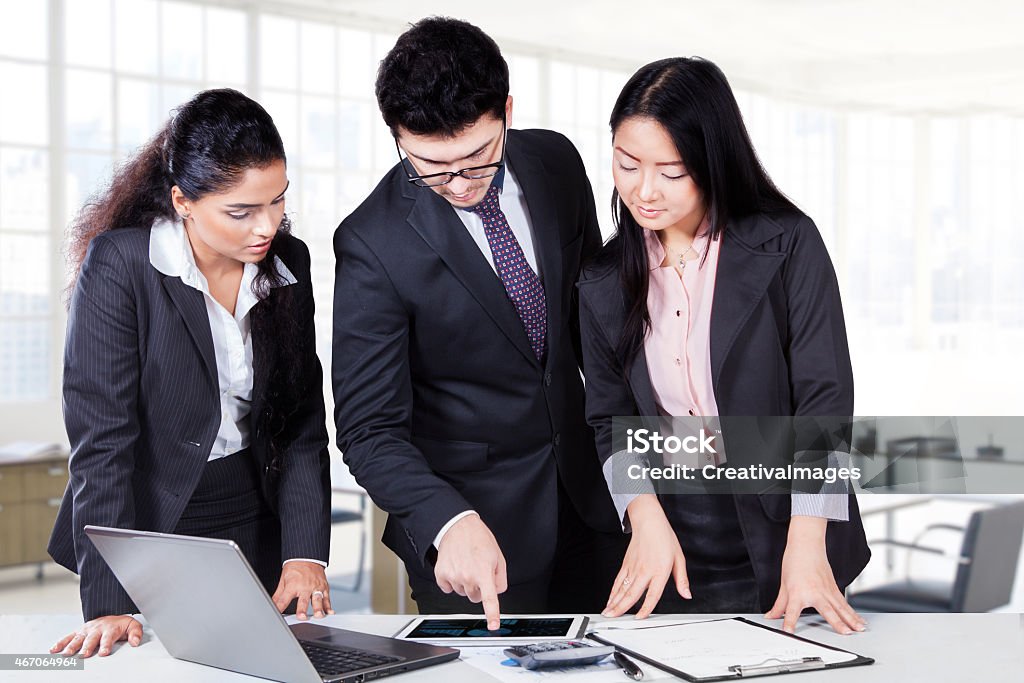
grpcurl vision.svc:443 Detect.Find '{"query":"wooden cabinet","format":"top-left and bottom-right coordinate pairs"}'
top-left (0, 456), bottom-right (68, 568)
top-left (0, 500), bottom-right (26, 566)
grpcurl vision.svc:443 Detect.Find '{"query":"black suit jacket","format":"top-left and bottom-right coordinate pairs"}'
top-left (577, 210), bottom-right (870, 609)
top-left (333, 129), bottom-right (621, 586)
top-left (48, 227), bottom-right (331, 620)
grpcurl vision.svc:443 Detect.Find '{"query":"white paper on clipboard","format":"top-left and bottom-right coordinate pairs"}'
top-left (589, 618), bottom-right (859, 680)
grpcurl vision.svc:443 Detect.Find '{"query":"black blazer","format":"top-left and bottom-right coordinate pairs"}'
top-left (333, 129), bottom-right (621, 586)
top-left (48, 227), bottom-right (331, 620)
top-left (577, 210), bottom-right (870, 610)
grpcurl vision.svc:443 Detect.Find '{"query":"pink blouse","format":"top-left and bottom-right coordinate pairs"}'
top-left (643, 227), bottom-right (720, 419)
top-left (632, 226), bottom-right (846, 521)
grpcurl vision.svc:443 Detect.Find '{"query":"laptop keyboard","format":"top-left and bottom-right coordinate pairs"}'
top-left (300, 640), bottom-right (401, 677)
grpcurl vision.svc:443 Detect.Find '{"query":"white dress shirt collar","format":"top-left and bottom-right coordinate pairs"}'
top-left (149, 218), bottom-right (297, 306)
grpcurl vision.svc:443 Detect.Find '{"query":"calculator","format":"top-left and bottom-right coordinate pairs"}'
top-left (503, 640), bottom-right (616, 669)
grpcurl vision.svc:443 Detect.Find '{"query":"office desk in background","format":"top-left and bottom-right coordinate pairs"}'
top-left (0, 447), bottom-right (69, 573)
top-left (0, 613), bottom-right (1021, 682)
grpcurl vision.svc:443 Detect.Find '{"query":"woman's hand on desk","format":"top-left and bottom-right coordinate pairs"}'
top-left (765, 516), bottom-right (867, 635)
top-left (51, 615), bottom-right (142, 657)
top-left (603, 494), bottom-right (691, 619)
top-left (272, 561), bottom-right (334, 620)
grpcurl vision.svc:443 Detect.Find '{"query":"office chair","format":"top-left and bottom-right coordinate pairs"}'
top-left (329, 487), bottom-right (368, 593)
top-left (848, 500), bottom-right (1024, 612)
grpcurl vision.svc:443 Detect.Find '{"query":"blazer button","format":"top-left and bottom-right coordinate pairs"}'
top-left (552, 433), bottom-right (561, 446)
top-left (544, 372), bottom-right (552, 387)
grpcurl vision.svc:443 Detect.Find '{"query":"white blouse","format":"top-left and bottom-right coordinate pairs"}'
top-left (149, 219), bottom-right (296, 461)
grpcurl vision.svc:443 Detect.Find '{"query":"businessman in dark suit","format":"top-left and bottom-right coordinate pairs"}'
top-left (333, 17), bottom-right (625, 626)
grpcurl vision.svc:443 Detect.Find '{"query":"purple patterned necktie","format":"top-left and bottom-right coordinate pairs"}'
top-left (470, 184), bottom-right (548, 362)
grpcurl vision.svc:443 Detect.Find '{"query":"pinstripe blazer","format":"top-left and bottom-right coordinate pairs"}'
top-left (47, 226), bottom-right (331, 620)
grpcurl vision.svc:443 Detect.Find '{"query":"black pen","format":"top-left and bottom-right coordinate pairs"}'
top-left (614, 651), bottom-right (644, 681)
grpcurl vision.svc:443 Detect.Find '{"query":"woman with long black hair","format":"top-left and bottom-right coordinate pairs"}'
top-left (48, 89), bottom-right (332, 657)
top-left (579, 58), bottom-right (870, 633)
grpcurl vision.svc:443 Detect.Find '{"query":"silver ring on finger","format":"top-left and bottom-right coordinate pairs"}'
top-left (622, 577), bottom-right (632, 587)
top-left (312, 590), bottom-right (324, 599)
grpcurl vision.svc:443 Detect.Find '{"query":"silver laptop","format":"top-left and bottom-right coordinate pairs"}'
top-left (84, 525), bottom-right (459, 683)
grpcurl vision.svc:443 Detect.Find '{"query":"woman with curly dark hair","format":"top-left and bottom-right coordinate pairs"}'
top-left (47, 88), bottom-right (332, 658)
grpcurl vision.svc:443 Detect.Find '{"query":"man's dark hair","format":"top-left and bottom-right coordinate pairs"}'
top-left (375, 16), bottom-right (509, 137)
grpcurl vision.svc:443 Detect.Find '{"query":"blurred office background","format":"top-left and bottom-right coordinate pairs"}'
top-left (1, 0), bottom-right (1022, 615)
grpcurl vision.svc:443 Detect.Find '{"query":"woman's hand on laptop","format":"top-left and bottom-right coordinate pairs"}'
top-left (51, 615), bottom-right (143, 657)
top-left (272, 561), bottom-right (334, 620)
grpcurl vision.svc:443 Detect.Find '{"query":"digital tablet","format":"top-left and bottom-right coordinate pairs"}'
top-left (395, 616), bottom-right (589, 645)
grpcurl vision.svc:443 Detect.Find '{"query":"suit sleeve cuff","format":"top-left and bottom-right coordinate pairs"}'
top-left (790, 493), bottom-right (850, 521)
top-left (432, 510), bottom-right (479, 550)
top-left (602, 450), bottom-right (656, 533)
top-left (283, 558), bottom-right (328, 568)
top-left (790, 448), bottom-right (851, 521)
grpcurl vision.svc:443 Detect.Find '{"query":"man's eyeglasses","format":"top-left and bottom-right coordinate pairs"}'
top-left (397, 118), bottom-right (506, 188)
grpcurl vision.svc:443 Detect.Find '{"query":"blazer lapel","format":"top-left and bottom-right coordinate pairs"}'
top-left (710, 215), bottom-right (786, 393)
top-left (506, 138), bottom-right (564, 371)
top-left (404, 180), bottom-right (540, 367)
top-left (161, 275), bottom-right (217, 386)
top-left (586, 214), bottom-right (786, 418)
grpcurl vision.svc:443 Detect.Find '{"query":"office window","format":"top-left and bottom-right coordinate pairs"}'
top-left (3, 0), bottom-right (1024, 421)
top-left (63, 0), bottom-right (248, 220)
top-left (0, 0), bottom-right (250, 405)
top-left (0, 0), bottom-right (47, 63)
top-left (115, 0), bottom-right (159, 76)
top-left (737, 92), bottom-right (839, 251)
top-left (508, 55), bottom-right (541, 130)
top-left (546, 60), bottom-right (629, 237)
top-left (929, 117), bottom-right (964, 339)
top-left (0, 0), bottom-right (50, 402)
top-left (967, 116), bottom-right (1024, 340)
top-left (845, 113), bottom-right (916, 330)
top-left (255, 16), bottom-right (399, 377)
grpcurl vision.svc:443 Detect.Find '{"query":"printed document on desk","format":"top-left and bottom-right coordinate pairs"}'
top-left (588, 617), bottom-right (873, 681)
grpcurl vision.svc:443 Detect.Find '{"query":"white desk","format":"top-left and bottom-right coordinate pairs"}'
top-left (1, 612), bottom-right (1021, 681)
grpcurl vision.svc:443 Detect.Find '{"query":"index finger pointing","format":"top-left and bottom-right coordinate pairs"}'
top-left (480, 579), bottom-right (502, 631)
